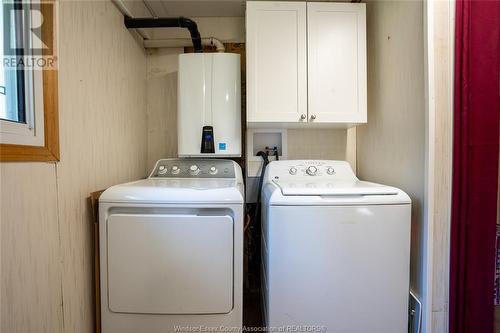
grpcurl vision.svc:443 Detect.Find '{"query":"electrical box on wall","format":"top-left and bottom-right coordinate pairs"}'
top-left (177, 53), bottom-right (241, 157)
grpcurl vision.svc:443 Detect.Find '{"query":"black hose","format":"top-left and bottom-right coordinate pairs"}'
top-left (254, 151), bottom-right (270, 223)
top-left (124, 16), bottom-right (203, 52)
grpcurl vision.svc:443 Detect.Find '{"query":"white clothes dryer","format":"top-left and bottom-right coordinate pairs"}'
top-left (99, 159), bottom-right (244, 333)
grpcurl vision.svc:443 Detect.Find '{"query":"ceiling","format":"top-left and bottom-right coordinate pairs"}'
top-left (143, 0), bottom-right (353, 17)
top-left (143, 1), bottom-right (247, 17)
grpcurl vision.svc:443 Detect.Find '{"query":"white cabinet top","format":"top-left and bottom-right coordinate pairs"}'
top-left (246, 1), bottom-right (367, 128)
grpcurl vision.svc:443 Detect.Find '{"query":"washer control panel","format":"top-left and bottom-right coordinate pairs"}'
top-left (149, 159), bottom-right (236, 178)
top-left (266, 161), bottom-right (357, 187)
top-left (283, 161), bottom-right (337, 177)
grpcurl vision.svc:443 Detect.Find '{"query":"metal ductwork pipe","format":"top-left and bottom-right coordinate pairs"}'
top-left (124, 16), bottom-right (203, 53)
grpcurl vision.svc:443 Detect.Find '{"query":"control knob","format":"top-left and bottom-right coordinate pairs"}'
top-left (171, 166), bottom-right (180, 174)
top-left (326, 167), bottom-right (335, 175)
top-left (158, 165), bottom-right (167, 175)
top-left (289, 167), bottom-right (297, 175)
top-left (209, 166), bottom-right (218, 175)
top-left (189, 165), bottom-right (200, 175)
top-left (306, 166), bottom-right (318, 176)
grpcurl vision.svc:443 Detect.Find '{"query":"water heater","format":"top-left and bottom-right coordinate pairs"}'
top-left (178, 53), bottom-right (241, 157)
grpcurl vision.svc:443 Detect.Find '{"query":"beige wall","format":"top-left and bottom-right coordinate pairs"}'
top-left (357, 0), bottom-right (426, 314)
top-left (1, 1), bottom-right (148, 332)
top-left (287, 129), bottom-right (351, 161)
top-left (1, 163), bottom-right (62, 333)
top-left (146, 47), bottom-right (182, 169)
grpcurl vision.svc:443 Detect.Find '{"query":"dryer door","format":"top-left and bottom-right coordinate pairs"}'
top-left (106, 213), bottom-right (233, 314)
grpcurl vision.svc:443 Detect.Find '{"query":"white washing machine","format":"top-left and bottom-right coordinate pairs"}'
top-left (261, 160), bottom-right (411, 333)
top-left (99, 159), bottom-right (244, 333)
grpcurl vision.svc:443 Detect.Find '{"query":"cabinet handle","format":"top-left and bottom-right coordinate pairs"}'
top-left (300, 114), bottom-right (306, 120)
top-left (310, 115), bottom-right (317, 120)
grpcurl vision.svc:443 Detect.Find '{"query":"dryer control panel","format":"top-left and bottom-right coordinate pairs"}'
top-left (149, 159), bottom-right (236, 178)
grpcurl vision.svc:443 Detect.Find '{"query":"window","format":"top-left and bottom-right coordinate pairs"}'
top-left (0, 0), bottom-right (59, 161)
top-left (1, 0), bottom-right (26, 124)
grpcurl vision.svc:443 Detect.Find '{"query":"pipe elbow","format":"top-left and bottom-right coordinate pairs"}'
top-left (179, 17), bottom-right (203, 52)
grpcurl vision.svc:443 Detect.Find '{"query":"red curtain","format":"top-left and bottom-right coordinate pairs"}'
top-left (450, 0), bottom-right (500, 332)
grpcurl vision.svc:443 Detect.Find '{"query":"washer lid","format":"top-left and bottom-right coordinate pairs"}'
top-left (273, 179), bottom-right (399, 196)
top-left (266, 179), bottom-right (411, 206)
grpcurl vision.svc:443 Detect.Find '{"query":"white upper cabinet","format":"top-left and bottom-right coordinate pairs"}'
top-left (246, 1), bottom-right (367, 128)
top-left (307, 2), bottom-right (366, 124)
top-left (246, 1), bottom-right (307, 124)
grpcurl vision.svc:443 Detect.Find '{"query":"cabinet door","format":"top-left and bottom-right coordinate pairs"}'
top-left (307, 3), bottom-right (367, 124)
top-left (246, 1), bottom-right (307, 124)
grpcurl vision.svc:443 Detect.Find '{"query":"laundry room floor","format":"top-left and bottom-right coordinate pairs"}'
top-left (496, 306), bottom-right (500, 333)
top-left (243, 290), bottom-right (263, 328)
top-left (243, 227), bottom-right (264, 329)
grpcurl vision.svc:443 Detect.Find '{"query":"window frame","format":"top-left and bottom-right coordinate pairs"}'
top-left (0, 0), bottom-right (59, 162)
top-left (14, 0), bottom-right (27, 124)
top-left (1, 0), bottom-right (45, 147)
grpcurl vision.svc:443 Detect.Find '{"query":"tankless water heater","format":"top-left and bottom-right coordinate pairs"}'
top-left (178, 53), bottom-right (241, 157)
